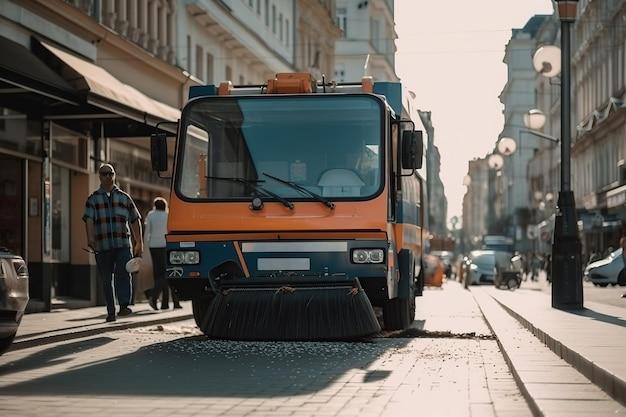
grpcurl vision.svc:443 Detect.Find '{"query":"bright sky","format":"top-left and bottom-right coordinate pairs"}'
top-left (395, 0), bottom-right (554, 227)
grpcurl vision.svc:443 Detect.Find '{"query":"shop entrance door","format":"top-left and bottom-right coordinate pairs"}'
top-left (0, 156), bottom-right (23, 256)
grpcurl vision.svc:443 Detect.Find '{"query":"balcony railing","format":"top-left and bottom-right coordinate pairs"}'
top-left (63, 0), bottom-right (175, 65)
top-left (64, 0), bottom-right (98, 18)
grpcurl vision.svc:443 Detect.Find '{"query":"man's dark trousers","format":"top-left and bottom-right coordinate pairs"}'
top-left (95, 247), bottom-right (133, 316)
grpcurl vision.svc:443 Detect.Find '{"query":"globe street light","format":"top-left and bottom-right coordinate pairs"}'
top-left (488, 153), bottom-right (504, 170)
top-left (522, 108), bottom-right (559, 142)
top-left (533, 45), bottom-right (562, 78)
top-left (553, 0), bottom-right (583, 310)
top-left (523, 109), bottom-right (547, 130)
top-left (497, 137), bottom-right (517, 156)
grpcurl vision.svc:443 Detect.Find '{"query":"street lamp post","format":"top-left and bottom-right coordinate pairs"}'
top-left (552, 0), bottom-right (583, 309)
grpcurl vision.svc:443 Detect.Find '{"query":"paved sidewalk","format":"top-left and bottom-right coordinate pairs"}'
top-left (473, 284), bottom-right (626, 409)
top-left (12, 302), bottom-right (192, 350)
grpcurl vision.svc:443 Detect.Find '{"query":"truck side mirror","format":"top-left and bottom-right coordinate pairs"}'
top-left (150, 132), bottom-right (168, 172)
top-left (402, 130), bottom-right (423, 170)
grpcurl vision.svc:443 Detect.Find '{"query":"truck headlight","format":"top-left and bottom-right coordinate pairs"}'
top-left (352, 249), bottom-right (385, 264)
top-left (169, 251), bottom-right (200, 265)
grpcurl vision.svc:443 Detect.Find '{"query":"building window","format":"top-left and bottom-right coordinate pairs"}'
top-left (206, 53), bottom-right (214, 83)
top-left (279, 13), bottom-right (283, 41)
top-left (336, 7), bottom-right (347, 37)
top-left (51, 164), bottom-right (70, 263)
top-left (186, 35), bottom-right (192, 72)
top-left (272, 4), bottom-right (276, 34)
top-left (195, 45), bottom-right (204, 80)
top-left (239, 75), bottom-right (245, 85)
top-left (265, 0), bottom-right (269, 26)
top-left (335, 64), bottom-right (346, 82)
top-left (51, 124), bottom-right (88, 169)
top-left (226, 65), bottom-right (233, 81)
top-left (0, 108), bottom-right (41, 157)
top-left (257, 0), bottom-right (261, 15)
top-left (370, 18), bottom-right (380, 52)
top-left (285, 19), bottom-right (289, 46)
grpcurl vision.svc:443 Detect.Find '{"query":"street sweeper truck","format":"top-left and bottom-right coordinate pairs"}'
top-left (150, 73), bottom-right (427, 341)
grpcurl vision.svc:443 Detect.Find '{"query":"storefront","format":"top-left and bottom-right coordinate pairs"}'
top-left (0, 34), bottom-right (178, 311)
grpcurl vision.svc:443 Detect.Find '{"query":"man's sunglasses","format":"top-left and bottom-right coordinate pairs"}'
top-left (99, 172), bottom-right (115, 177)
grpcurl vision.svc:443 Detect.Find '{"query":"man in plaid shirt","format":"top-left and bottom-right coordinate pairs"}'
top-left (83, 163), bottom-right (143, 322)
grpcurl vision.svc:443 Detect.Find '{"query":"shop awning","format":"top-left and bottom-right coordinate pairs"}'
top-left (0, 36), bottom-right (77, 105)
top-left (34, 39), bottom-right (180, 126)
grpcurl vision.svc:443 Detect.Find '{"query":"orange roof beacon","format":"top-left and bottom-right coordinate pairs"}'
top-left (150, 73), bottom-right (428, 341)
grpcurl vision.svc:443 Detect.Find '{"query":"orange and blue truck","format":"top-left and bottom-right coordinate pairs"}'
top-left (151, 73), bottom-right (428, 339)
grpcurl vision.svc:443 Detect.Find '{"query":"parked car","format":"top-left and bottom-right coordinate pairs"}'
top-left (466, 250), bottom-right (513, 285)
top-left (0, 249), bottom-right (29, 354)
top-left (584, 248), bottom-right (623, 286)
top-left (431, 250), bottom-right (454, 278)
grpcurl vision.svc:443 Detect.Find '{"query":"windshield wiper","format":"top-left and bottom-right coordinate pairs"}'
top-left (262, 172), bottom-right (335, 209)
top-left (206, 176), bottom-right (294, 209)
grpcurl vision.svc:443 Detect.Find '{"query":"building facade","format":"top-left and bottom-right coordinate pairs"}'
top-left (462, 157), bottom-right (490, 250)
top-left (295, 0), bottom-right (340, 78)
top-left (334, 0), bottom-right (398, 82)
top-left (418, 110), bottom-right (447, 239)
top-left (0, 0), bottom-right (193, 311)
top-left (571, 0), bottom-right (626, 258)
top-left (526, 12), bottom-right (560, 255)
top-left (496, 15), bottom-right (549, 251)
top-left (177, 0), bottom-right (295, 86)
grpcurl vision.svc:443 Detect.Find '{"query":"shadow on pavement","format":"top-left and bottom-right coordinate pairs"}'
top-left (65, 310), bottom-right (160, 322)
top-left (571, 308), bottom-right (626, 328)
top-left (0, 337), bottom-right (115, 377)
top-left (17, 311), bottom-right (164, 340)
top-left (0, 336), bottom-right (409, 397)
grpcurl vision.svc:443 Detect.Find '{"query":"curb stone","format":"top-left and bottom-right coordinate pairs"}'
top-left (10, 313), bottom-right (193, 351)
top-left (492, 296), bottom-right (626, 407)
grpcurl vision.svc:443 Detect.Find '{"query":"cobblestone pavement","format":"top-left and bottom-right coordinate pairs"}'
top-left (0, 282), bottom-right (532, 417)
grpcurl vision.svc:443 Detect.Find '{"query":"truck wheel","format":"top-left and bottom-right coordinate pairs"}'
top-left (0, 332), bottom-right (16, 355)
top-left (506, 276), bottom-right (519, 290)
top-left (192, 296), bottom-right (214, 330)
top-left (383, 297), bottom-right (413, 330)
top-left (383, 269), bottom-right (415, 331)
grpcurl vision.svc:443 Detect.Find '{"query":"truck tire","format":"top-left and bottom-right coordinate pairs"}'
top-left (192, 296), bottom-right (214, 330)
top-left (383, 261), bottom-right (416, 330)
top-left (383, 296), bottom-right (414, 330)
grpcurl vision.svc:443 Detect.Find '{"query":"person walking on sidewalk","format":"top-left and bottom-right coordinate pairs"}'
top-left (83, 163), bottom-right (143, 322)
top-left (144, 197), bottom-right (181, 310)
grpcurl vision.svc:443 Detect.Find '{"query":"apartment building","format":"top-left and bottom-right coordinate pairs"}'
top-left (295, 0), bottom-right (340, 78)
top-left (0, 0), bottom-right (194, 311)
top-left (462, 157), bottom-right (490, 250)
top-left (571, 0), bottom-right (626, 256)
top-left (334, 0), bottom-right (398, 82)
top-left (496, 15), bottom-right (549, 251)
top-left (177, 0), bottom-right (295, 86)
top-left (526, 13), bottom-right (560, 254)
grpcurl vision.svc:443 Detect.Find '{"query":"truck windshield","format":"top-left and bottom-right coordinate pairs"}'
top-left (176, 95), bottom-right (383, 201)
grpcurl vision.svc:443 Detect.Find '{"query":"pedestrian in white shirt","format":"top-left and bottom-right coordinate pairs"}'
top-left (144, 197), bottom-right (181, 309)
